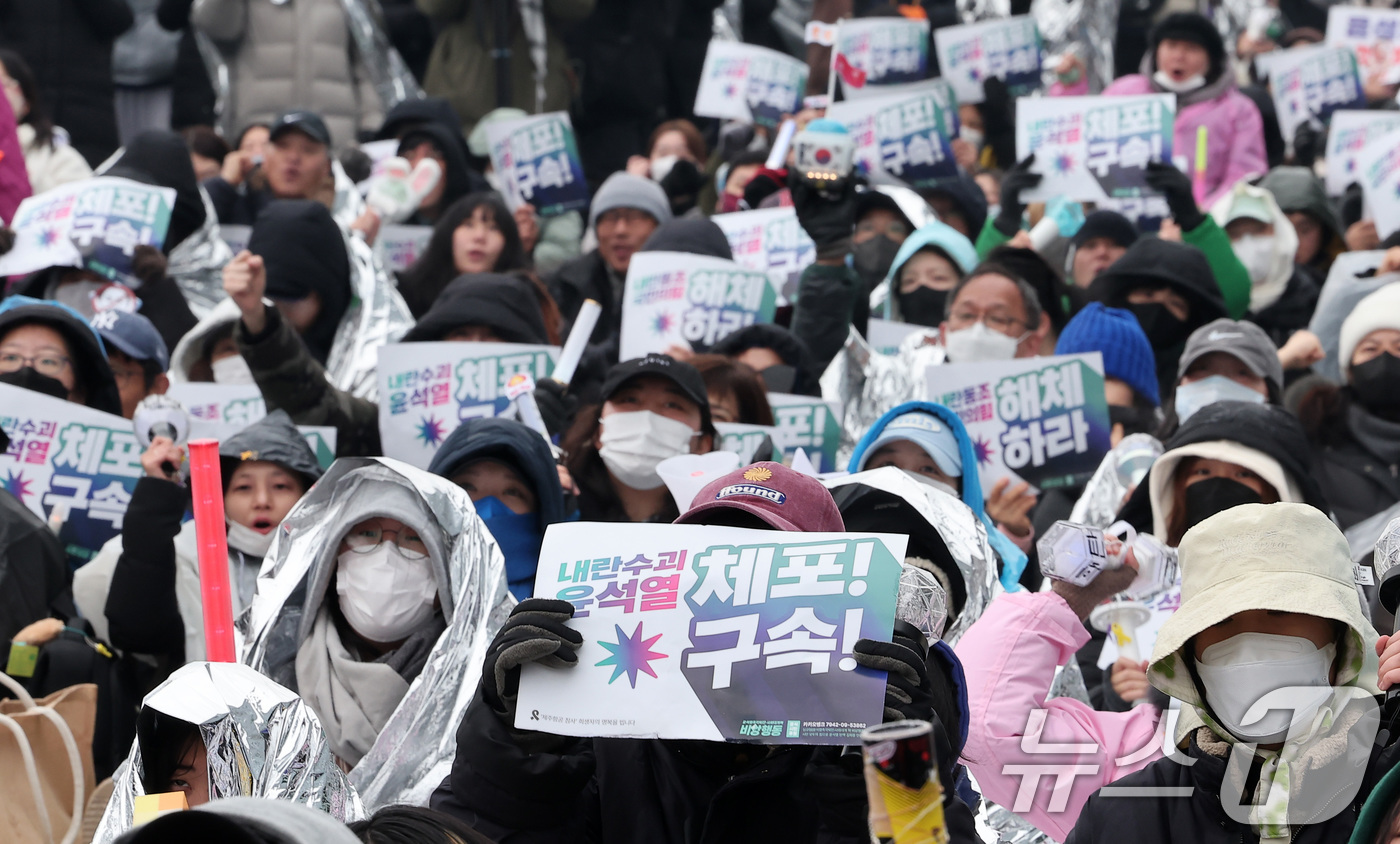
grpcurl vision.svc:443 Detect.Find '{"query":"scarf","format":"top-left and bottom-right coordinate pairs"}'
top-left (1348, 402), bottom-right (1400, 466)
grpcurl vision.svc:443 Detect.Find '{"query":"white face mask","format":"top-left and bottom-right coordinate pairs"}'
top-left (1173, 374), bottom-right (1266, 423)
top-left (598, 410), bottom-right (697, 490)
top-left (944, 322), bottom-right (1022, 363)
top-left (227, 520), bottom-right (275, 557)
top-left (211, 354), bottom-right (255, 385)
top-left (1195, 632), bottom-right (1336, 744)
top-left (959, 127), bottom-right (985, 153)
top-left (335, 543), bottom-right (437, 644)
top-left (1232, 234), bottom-right (1276, 286)
top-left (1152, 70), bottom-right (1207, 93)
top-left (650, 154), bottom-right (680, 183)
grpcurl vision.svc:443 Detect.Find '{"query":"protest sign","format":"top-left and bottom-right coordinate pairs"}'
top-left (376, 224), bottom-right (433, 273)
top-left (694, 41), bottom-right (808, 129)
top-left (1017, 95), bottom-right (1175, 203)
top-left (826, 86), bottom-right (960, 189)
top-left (518, 521), bottom-right (906, 743)
top-left (932, 16), bottom-right (1042, 105)
top-left (767, 393), bottom-right (845, 473)
top-left (924, 353), bottom-right (1111, 496)
top-left (1355, 127), bottom-right (1400, 239)
top-left (485, 112), bottom-right (589, 217)
top-left (0, 177), bottom-right (177, 286)
top-left (866, 318), bottom-right (928, 355)
top-left (220, 224), bottom-right (251, 256)
top-left (710, 207), bottom-right (815, 299)
top-left (1269, 44), bottom-right (1365, 143)
top-left (1325, 111), bottom-right (1400, 196)
top-left (1326, 7), bottom-right (1400, 82)
top-left (618, 252), bottom-right (778, 361)
top-left (714, 422), bottom-right (781, 463)
top-left (0, 383), bottom-right (143, 568)
top-left (164, 383), bottom-right (337, 468)
top-left (830, 17), bottom-right (930, 96)
top-left (376, 342), bottom-right (558, 468)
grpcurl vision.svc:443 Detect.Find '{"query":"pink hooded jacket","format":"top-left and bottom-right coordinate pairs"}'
top-left (954, 591), bottom-right (1162, 841)
top-left (0, 86), bottom-right (33, 225)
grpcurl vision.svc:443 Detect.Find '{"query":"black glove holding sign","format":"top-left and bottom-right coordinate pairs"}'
top-left (1143, 160), bottom-right (1205, 231)
top-left (853, 621), bottom-right (934, 723)
top-left (481, 599), bottom-right (583, 721)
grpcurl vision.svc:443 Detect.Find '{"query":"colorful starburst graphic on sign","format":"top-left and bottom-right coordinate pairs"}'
top-left (650, 312), bottom-right (675, 337)
top-left (38, 228), bottom-right (61, 247)
top-left (973, 436), bottom-right (996, 466)
top-left (415, 415), bottom-right (446, 447)
top-left (596, 622), bottom-right (667, 688)
top-left (1052, 153), bottom-right (1075, 175)
top-left (2, 470), bottom-right (32, 502)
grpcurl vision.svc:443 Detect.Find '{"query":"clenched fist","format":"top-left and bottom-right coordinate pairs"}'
top-left (223, 250), bottom-right (268, 334)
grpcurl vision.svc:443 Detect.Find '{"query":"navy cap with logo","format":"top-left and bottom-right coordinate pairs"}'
top-left (675, 462), bottom-right (845, 532)
top-left (601, 353), bottom-right (714, 434)
top-left (89, 310), bottom-right (169, 371)
top-left (269, 110), bottom-right (331, 147)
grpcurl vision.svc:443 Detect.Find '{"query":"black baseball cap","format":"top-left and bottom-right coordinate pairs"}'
top-left (269, 109), bottom-right (331, 147)
top-left (601, 353), bottom-right (714, 434)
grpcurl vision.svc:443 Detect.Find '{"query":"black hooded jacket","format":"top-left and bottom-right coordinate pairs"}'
top-left (640, 219), bottom-right (734, 260)
top-left (428, 416), bottom-right (568, 530)
top-left (0, 430), bottom-right (72, 648)
top-left (404, 273), bottom-right (549, 344)
top-left (710, 323), bottom-right (823, 397)
top-left (247, 200), bottom-right (352, 365)
top-left (107, 131), bottom-right (206, 252)
top-left (397, 123), bottom-right (490, 225)
top-left (0, 298), bottom-right (123, 415)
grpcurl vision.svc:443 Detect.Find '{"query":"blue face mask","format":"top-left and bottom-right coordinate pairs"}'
top-left (1173, 374), bottom-right (1266, 423)
top-left (474, 496), bottom-right (543, 601)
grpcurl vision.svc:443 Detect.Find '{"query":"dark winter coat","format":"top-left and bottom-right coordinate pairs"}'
top-left (548, 249), bottom-right (622, 369)
top-left (1306, 396), bottom-right (1400, 530)
top-left (1250, 268), bottom-right (1320, 349)
top-left (0, 442), bottom-right (72, 644)
top-left (403, 273), bottom-right (549, 345)
top-left (202, 176), bottom-right (272, 227)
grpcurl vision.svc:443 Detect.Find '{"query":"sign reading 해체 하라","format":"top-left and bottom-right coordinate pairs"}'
top-left (619, 252), bottom-right (778, 361)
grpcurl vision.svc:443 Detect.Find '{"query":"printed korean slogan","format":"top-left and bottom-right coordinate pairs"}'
top-left (619, 252), bottom-right (778, 361)
top-left (1269, 44), bottom-right (1365, 142)
top-left (485, 112), bottom-right (590, 216)
top-left (714, 422), bottom-right (781, 463)
top-left (164, 382), bottom-right (338, 469)
top-left (693, 41), bottom-right (808, 129)
top-left (0, 177), bottom-right (176, 287)
top-left (830, 17), bottom-right (930, 96)
top-left (376, 342), bottom-right (559, 469)
top-left (827, 85), bottom-right (960, 190)
top-left (767, 393), bottom-right (845, 473)
top-left (933, 16), bottom-right (1042, 105)
top-left (710, 207), bottom-right (815, 300)
top-left (1326, 7), bottom-right (1400, 83)
top-left (518, 520), bottom-right (907, 743)
top-left (376, 225), bottom-right (434, 273)
top-left (1324, 111), bottom-right (1400, 196)
top-left (924, 353), bottom-right (1111, 496)
top-left (0, 382), bottom-right (142, 568)
top-left (1017, 95), bottom-right (1175, 203)
top-left (1356, 127), bottom-right (1400, 239)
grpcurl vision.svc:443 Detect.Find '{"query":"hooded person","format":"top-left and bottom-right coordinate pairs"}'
top-left (427, 416), bottom-right (573, 599)
top-left (710, 323), bottom-right (823, 397)
top-left (1102, 13), bottom-right (1267, 208)
top-left (1210, 181), bottom-right (1319, 347)
top-left (850, 184), bottom-right (939, 293)
top-left (75, 410), bottom-right (323, 668)
top-left (870, 220), bottom-right (980, 329)
top-left (0, 295), bottom-right (123, 415)
top-left (241, 458), bottom-right (513, 796)
top-left (848, 401), bottom-right (1031, 592)
top-left (1069, 503), bottom-right (1391, 844)
top-left (432, 462), bottom-right (982, 843)
top-left (918, 170), bottom-right (989, 242)
top-left (94, 661), bottom-right (364, 842)
top-left (393, 121), bottom-right (490, 227)
top-left (1296, 283), bottom-right (1400, 529)
top-left (1259, 166), bottom-right (1346, 287)
top-left (244, 199), bottom-right (352, 365)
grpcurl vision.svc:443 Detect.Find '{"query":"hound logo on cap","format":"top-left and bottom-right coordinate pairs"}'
top-left (715, 484), bottom-right (786, 504)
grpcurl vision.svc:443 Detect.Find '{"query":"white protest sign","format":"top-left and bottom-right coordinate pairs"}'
top-left (618, 252), bottom-right (778, 361)
top-left (933, 16), bottom-right (1043, 105)
top-left (1016, 94), bottom-right (1175, 203)
top-left (1268, 44), bottom-right (1365, 143)
top-left (710, 207), bottom-right (815, 299)
top-left (518, 521), bottom-right (906, 743)
top-left (1326, 7), bottom-right (1400, 82)
top-left (831, 17), bottom-right (931, 96)
top-left (826, 86), bottom-right (961, 189)
top-left (694, 41), bottom-right (808, 129)
top-left (164, 382), bottom-right (338, 468)
top-left (714, 422), bottom-right (781, 462)
top-left (376, 341), bottom-right (559, 469)
top-left (1325, 111), bottom-right (1400, 196)
top-left (767, 393), bottom-right (845, 474)
top-left (1355, 127), bottom-right (1400, 239)
top-left (220, 224), bottom-right (251, 256)
top-left (924, 353), bottom-right (1111, 496)
top-left (866, 317), bottom-right (926, 355)
top-left (485, 112), bottom-right (590, 217)
top-left (376, 224), bottom-right (433, 273)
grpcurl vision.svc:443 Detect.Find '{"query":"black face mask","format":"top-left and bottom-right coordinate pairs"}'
top-left (1351, 352), bottom-right (1400, 414)
top-left (758, 363), bottom-right (797, 394)
top-left (896, 286), bottom-right (949, 327)
top-left (1109, 404), bottom-right (1154, 437)
top-left (0, 367), bottom-right (68, 400)
top-left (1127, 301), bottom-right (1192, 350)
top-left (853, 235), bottom-right (903, 287)
top-left (1181, 476), bottom-right (1264, 534)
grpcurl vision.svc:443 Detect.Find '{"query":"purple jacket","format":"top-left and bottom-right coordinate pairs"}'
top-left (1102, 74), bottom-right (1266, 208)
top-left (0, 89), bottom-right (32, 225)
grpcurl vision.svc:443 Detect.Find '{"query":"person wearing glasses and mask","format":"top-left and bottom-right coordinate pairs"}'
top-left (0, 296), bottom-right (123, 414)
top-left (938, 263), bottom-right (1052, 363)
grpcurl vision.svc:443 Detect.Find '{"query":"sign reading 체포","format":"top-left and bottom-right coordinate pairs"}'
top-left (1268, 44), bottom-right (1365, 143)
top-left (693, 41), bottom-right (809, 129)
top-left (619, 252), bottom-right (778, 361)
top-left (517, 521), bottom-right (906, 743)
top-left (932, 16), bottom-right (1043, 105)
top-left (485, 112), bottom-right (590, 217)
top-left (827, 86), bottom-right (961, 190)
top-left (1017, 95), bottom-right (1176, 203)
top-left (767, 393), bottom-right (845, 474)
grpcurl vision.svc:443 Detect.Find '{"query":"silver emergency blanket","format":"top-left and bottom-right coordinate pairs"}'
top-left (974, 796), bottom-right (1060, 844)
top-left (166, 187), bottom-right (236, 319)
top-left (242, 458), bottom-right (515, 810)
top-left (94, 661), bottom-right (364, 842)
top-left (328, 226), bottom-right (414, 399)
top-left (1308, 251), bottom-right (1396, 383)
top-left (823, 467), bottom-right (996, 643)
top-left (959, 0), bottom-right (1117, 92)
top-left (820, 326), bottom-right (946, 470)
top-left (337, 0), bottom-right (424, 112)
top-left (1047, 656), bottom-right (1091, 705)
top-left (1068, 433), bottom-right (1164, 529)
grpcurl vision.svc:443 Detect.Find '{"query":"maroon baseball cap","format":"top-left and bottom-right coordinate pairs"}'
top-left (674, 461), bottom-right (845, 533)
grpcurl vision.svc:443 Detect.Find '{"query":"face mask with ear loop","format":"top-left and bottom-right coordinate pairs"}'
top-left (598, 410), bottom-right (699, 490)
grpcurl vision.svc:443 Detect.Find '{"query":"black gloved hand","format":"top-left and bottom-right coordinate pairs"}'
top-left (994, 154), bottom-right (1041, 236)
top-left (660, 159), bottom-right (704, 216)
top-left (533, 378), bottom-right (579, 437)
top-left (480, 599), bottom-right (583, 719)
top-left (853, 632), bottom-right (933, 723)
top-left (742, 167), bottom-right (787, 210)
top-left (1292, 120), bottom-right (1320, 169)
top-left (980, 77), bottom-right (1018, 168)
top-left (1144, 160), bottom-right (1204, 231)
top-left (789, 172), bottom-right (859, 259)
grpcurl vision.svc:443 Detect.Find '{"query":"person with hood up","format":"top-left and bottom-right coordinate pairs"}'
top-left (1210, 181), bottom-right (1320, 348)
top-left (1102, 13), bottom-right (1267, 208)
top-left (1296, 283), bottom-right (1400, 529)
top-left (433, 461), bottom-right (981, 843)
top-left (93, 661), bottom-right (363, 842)
top-left (848, 401), bottom-right (1032, 591)
top-left (709, 323), bottom-right (823, 397)
top-left (0, 296), bottom-right (123, 415)
top-left (870, 219), bottom-right (980, 329)
top-left (1259, 165), bottom-right (1346, 287)
top-left (1068, 503), bottom-right (1393, 844)
top-left (394, 122), bottom-right (490, 227)
top-left (74, 410), bottom-right (323, 671)
top-left (1067, 211), bottom-right (1139, 290)
top-left (427, 417), bottom-right (573, 600)
top-left (396, 192), bottom-right (528, 319)
top-left (850, 184), bottom-right (938, 294)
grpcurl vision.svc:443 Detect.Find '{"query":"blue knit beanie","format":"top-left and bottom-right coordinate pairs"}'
top-left (1055, 303), bottom-right (1160, 406)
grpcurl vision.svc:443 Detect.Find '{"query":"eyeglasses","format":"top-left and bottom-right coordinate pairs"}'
top-left (344, 525), bottom-right (429, 560)
top-left (110, 367), bottom-right (146, 386)
top-left (946, 309), bottom-right (1028, 335)
top-left (0, 351), bottom-right (72, 379)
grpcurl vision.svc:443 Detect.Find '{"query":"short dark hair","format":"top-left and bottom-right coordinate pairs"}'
top-left (945, 261), bottom-right (1043, 329)
top-left (690, 354), bottom-right (775, 426)
top-left (182, 125), bottom-right (230, 163)
top-left (348, 804), bottom-right (498, 844)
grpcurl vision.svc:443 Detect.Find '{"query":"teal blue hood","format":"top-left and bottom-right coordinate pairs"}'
top-left (877, 221), bottom-right (979, 321)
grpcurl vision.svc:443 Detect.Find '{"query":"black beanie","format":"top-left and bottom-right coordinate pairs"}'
top-left (1073, 211), bottom-right (1140, 249)
top-left (247, 200), bottom-right (351, 363)
top-left (1152, 13), bottom-right (1226, 79)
